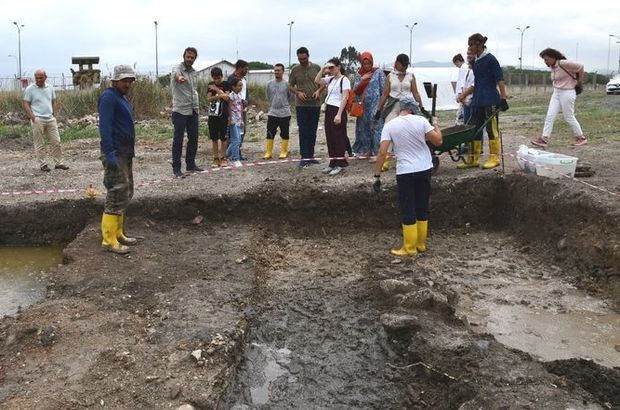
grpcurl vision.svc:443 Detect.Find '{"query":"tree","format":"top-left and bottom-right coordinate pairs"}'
top-left (248, 61), bottom-right (273, 70)
top-left (339, 46), bottom-right (360, 75)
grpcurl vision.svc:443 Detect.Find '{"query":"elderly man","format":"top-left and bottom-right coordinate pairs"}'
top-left (171, 47), bottom-right (203, 177)
top-left (98, 65), bottom-right (138, 254)
top-left (22, 69), bottom-right (69, 172)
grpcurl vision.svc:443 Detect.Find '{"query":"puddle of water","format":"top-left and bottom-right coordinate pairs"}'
top-left (0, 246), bottom-right (63, 317)
top-left (231, 342), bottom-right (292, 408)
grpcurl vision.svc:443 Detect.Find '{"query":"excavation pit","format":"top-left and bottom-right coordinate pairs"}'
top-left (0, 171), bottom-right (619, 409)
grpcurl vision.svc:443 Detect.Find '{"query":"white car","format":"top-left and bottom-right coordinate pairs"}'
top-left (607, 75), bottom-right (620, 95)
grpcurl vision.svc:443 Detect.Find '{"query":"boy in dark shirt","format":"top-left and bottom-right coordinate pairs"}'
top-left (207, 67), bottom-right (231, 166)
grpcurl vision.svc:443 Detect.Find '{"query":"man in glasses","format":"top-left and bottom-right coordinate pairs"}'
top-left (288, 47), bottom-right (323, 168)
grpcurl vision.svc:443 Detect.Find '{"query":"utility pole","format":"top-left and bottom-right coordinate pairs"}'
top-left (287, 21), bottom-right (295, 69)
top-left (154, 21), bottom-right (159, 80)
top-left (516, 25), bottom-right (530, 70)
top-left (405, 22), bottom-right (418, 61)
top-left (13, 22), bottom-right (24, 87)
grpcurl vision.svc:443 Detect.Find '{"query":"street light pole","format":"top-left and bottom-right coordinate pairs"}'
top-left (405, 22), bottom-right (418, 61)
top-left (154, 21), bottom-right (159, 80)
top-left (287, 21), bottom-right (294, 69)
top-left (13, 22), bottom-right (24, 87)
top-left (516, 25), bottom-right (530, 70)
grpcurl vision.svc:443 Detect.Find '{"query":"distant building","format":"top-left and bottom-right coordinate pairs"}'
top-left (196, 60), bottom-right (235, 81)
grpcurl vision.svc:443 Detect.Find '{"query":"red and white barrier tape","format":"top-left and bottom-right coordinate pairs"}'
top-left (1, 152), bottom-right (618, 200)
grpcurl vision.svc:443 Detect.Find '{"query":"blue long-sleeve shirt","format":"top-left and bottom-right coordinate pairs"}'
top-left (471, 52), bottom-right (504, 108)
top-left (98, 87), bottom-right (135, 157)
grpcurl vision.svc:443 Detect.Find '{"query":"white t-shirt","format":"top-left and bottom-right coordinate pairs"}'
top-left (323, 75), bottom-right (351, 107)
top-left (380, 114), bottom-right (434, 175)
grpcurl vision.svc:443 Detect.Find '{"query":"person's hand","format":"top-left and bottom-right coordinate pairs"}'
top-left (373, 175), bottom-right (381, 193)
top-left (334, 114), bottom-right (341, 125)
top-left (105, 152), bottom-right (118, 171)
top-left (312, 90), bottom-right (321, 100)
top-left (297, 91), bottom-right (307, 102)
top-left (499, 98), bottom-right (509, 112)
top-left (374, 110), bottom-right (381, 121)
top-left (177, 75), bottom-right (187, 83)
top-left (362, 72), bottom-right (372, 80)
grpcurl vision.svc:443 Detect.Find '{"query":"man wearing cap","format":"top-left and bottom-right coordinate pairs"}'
top-left (171, 47), bottom-right (203, 177)
top-left (373, 97), bottom-right (442, 257)
top-left (22, 69), bottom-right (69, 172)
top-left (98, 65), bottom-right (138, 254)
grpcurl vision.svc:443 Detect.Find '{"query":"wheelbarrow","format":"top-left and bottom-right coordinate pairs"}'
top-left (419, 82), bottom-right (501, 173)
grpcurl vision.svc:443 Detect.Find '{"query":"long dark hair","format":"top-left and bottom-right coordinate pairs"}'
top-left (468, 33), bottom-right (487, 49)
top-left (539, 48), bottom-right (566, 60)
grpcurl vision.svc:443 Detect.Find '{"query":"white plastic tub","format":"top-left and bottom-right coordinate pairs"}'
top-left (516, 145), bottom-right (578, 179)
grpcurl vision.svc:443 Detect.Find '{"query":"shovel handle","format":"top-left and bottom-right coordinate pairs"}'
top-left (431, 83), bottom-right (437, 117)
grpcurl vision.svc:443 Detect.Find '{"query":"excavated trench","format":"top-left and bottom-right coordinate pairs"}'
top-left (0, 174), bottom-right (619, 409)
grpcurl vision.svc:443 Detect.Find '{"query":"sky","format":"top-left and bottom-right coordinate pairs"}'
top-left (1, 0), bottom-right (620, 82)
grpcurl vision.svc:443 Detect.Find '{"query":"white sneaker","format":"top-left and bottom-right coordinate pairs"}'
top-left (322, 166), bottom-right (333, 174)
top-left (233, 161), bottom-right (242, 167)
top-left (328, 166), bottom-right (342, 176)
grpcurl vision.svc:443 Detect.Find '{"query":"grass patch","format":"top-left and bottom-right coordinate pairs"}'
top-left (60, 125), bottom-right (99, 142)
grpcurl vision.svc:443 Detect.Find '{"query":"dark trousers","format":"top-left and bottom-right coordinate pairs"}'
top-left (396, 169), bottom-right (432, 225)
top-left (172, 110), bottom-right (199, 171)
top-left (324, 105), bottom-right (349, 168)
top-left (471, 105), bottom-right (499, 141)
top-left (296, 106), bottom-right (320, 161)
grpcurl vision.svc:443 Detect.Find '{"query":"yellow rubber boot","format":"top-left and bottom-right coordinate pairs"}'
top-left (117, 213), bottom-right (137, 246)
top-left (482, 139), bottom-right (501, 169)
top-left (381, 156), bottom-right (390, 172)
top-left (264, 139), bottom-right (274, 160)
top-left (101, 213), bottom-right (129, 254)
top-left (390, 224), bottom-right (418, 256)
top-left (457, 141), bottom-right (481, 169)
top-left (279, 139), bottom-right (289, 159)
top-left (416, 220), bottom-right (428, 252)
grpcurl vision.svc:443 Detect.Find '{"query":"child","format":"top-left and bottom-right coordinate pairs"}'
top-left (207, 67), bottom-right (231, 167)
top-left (225, 78), bottom-right (244, 167)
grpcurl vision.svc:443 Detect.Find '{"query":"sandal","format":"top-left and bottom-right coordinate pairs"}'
top-left (531, 137), bottom-right (548, 148)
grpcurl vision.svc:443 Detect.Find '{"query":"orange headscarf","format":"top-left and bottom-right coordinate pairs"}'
top-left (355, 51), bottom-right (377, 95)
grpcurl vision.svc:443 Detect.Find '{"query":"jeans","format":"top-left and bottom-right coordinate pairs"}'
top-left (396, 169), bottom-right (432, 225)
top-left (172, 110), bottom-right (199, 171)
top-left (296, 106), bottom-right (320, 162)
top-left (226, 124), bottom-right (242, 161)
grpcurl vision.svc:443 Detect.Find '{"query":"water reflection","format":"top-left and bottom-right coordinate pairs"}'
top-left (0, 246), bottom-right (63, 317)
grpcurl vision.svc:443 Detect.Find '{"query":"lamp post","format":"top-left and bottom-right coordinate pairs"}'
top-left (516, 25), bottom-right (530, 70)
top-left (610, 34), bottom-right (620, 76)
top-left (12, 22), bottom-right (24, 87)
top-left (405, 22), bottom-right (418, 61)
top-left (287, 21), bottom-right (294, 69)
top-left (154, 21), bottom-right (159, 80)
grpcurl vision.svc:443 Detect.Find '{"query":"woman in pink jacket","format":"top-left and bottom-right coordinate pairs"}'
top-left (532, 48), bottom-right (586, 147)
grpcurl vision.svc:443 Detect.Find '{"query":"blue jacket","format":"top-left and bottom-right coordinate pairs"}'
top-left (471, 52), bottom-right (504, 108)
top-left (98, 87), bottom-right (135, 157)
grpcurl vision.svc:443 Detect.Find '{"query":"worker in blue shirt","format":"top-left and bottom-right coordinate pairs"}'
top-left (98, 65), bottom-right (139, 254)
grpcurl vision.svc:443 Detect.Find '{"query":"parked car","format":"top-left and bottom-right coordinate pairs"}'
top-left (607, 75), bottom-right (620, 95)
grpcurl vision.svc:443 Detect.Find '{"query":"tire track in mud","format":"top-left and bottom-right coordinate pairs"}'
top-left (225, 232), bottom-right (411, 408)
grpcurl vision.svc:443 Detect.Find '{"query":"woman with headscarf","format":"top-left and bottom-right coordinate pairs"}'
top-left (352, 51), bottom-right (385, 158)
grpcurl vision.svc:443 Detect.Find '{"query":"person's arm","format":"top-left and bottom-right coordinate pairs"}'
top-left (410, 73), bottom-right (424, 110)
top-left (458, 85), bottom-right (474, 103)
top-left (227, 96), bottom-right (233, 125)
top-left (374, 139), bottom-right (391, 177)
top-left (425, 118), bottom-right (443, 147)
top-left (98, 92), bottom-right (118, 169)
top-left (22, 99), bottom-right (35, 122)
top-left (334, 87), bottom-right (349, 125)
top-left (376, 75), bottom-right (390, 117)
top-left (314, 65), bottom-right (329, 85)
top-left (52, 98), bottom-right (57, 117)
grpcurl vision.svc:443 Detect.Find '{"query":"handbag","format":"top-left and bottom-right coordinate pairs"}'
top-left (350, 78), bottom-right (369, 118)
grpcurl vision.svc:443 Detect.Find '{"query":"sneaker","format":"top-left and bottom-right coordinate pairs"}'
top-left (54, 164), bottom-right (69, 170)
top-left (219, 158), bottom-right (228, 167)
top-left (328, 166), bottom-right (342, 176)
top-left (211, 158), bottom-right (220, 168)
top-left (233, 161), bottom-right (242, 167)
top-left (173, 169), bottom-right (185, 178)
top-left (571, 136), bottom-right (587, 146)
top-left (299, 160), bottom-right (310, 168)
top-left (309, 159), bottom-right (321, 164)
top-left (40, 164), bottom-right (51, 172)
top-left (187, 165), bottom-right (204, 172)
top-left (322, 166), bottom-right (334, 174)
top-left (531, 137), bottom-right (548, 148)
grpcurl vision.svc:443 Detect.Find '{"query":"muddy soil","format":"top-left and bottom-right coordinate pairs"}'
top-left (1, 103), bottom-right (619, 409)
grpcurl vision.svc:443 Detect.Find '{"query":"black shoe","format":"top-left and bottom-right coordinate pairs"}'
top-left (173, 169), bottom-right (185, 178)
top-left (187, 165), bottom-right (204, 172)
top-left (54, 164), bottom-right (69, 170)
top-left (40, 164), bottom-right (51, 172)
top-left (309, 159), bottom-right (321, 164)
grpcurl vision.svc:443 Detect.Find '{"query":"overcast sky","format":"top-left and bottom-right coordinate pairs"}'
top-left (1, 0), bottom-right (620, 81)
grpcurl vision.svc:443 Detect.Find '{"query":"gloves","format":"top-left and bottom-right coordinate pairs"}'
top-left (374, 110), bottom-right (381, 121)
top-left (105, 152), bottom-right (118, 171)
top-left (499, 98), bottom-right (509, 112)
top-left (372, 175), bottom-right (381, 193)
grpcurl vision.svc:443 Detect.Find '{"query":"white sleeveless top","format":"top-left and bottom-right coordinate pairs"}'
top-left (388, 71), bottom-right (414, 100)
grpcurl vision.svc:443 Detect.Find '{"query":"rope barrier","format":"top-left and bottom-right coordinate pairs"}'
top-left (0, 151), bottom-right (618, 200)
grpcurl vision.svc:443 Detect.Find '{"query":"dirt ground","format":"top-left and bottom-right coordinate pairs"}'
top-left (1, 99), bottom-right (620, 409)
